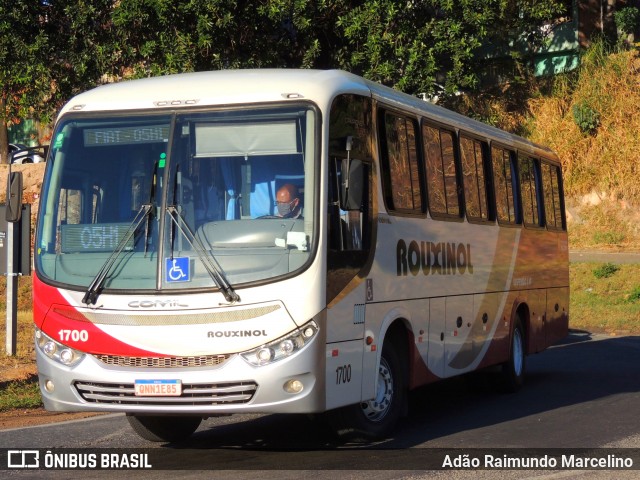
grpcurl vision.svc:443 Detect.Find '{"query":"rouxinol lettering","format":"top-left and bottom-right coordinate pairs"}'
top-left (207, 330), bottom-right (268, 338)
top-left (396, 239), bottom-right (473, 276)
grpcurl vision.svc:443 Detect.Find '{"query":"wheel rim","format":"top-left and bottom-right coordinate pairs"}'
top-left (360, 356), bottom-right (394, 422)
top-left (513, 328), bottom-right (524, 376)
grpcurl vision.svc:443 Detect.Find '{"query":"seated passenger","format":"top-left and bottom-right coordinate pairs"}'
top-left (275, 183), bottom-right (303, 219)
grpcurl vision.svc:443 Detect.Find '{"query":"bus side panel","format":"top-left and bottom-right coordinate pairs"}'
top-left (472, 291), bottom-right (518, 370)
top-left (428, 298), bottom-right (446, 379)
top-left (326, 283), bottom-right (366, 344)
top-left (443, 295), bottom-right (474, 378)
top-left (325, 284), bottom-right (366, 410)
top-left (446, 291), bottom-right (511, 375)
top-left (522, 289), bottom-right (547, 354)
top-left (546, 286), bottom-right (570, 346)
top-left (325, 339), bottom-right (364, 411)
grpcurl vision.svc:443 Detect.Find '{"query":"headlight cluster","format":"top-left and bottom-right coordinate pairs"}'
top-left (241, 321), bottom-right (318, 366)
top-left (35, 329), bottom-right (85, 367)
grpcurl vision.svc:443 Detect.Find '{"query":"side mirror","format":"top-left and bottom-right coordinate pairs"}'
top-left (340, 158), bottom-right (364, 211)
top-left (6, 171), bottom-right (23, 222)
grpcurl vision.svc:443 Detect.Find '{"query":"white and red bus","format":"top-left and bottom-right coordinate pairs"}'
top-left (33, 69), bottom-right (569, 442)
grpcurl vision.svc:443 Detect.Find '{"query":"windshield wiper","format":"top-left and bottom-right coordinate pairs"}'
top-left (82, 203), bottom-right (153, 305)
top-left (166, 205), bottom-right (240, 304)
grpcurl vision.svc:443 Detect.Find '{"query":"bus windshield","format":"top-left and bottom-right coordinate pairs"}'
top-left (35, 105), bottom-right (317, 293)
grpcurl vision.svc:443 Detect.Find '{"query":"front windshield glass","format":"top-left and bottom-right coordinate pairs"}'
top-left (36, 105), bottom-right (317, 292)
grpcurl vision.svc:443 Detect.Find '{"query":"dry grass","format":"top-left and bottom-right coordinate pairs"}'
top-left (459, 41), bottom-right (640, 250)
top-left (0, 310), bottom-right (36, 370)
top-left (528, 43), bottom-right (640, 203)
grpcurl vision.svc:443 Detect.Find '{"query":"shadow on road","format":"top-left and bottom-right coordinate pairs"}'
top-left (162, 332), bottom-right (640, 462)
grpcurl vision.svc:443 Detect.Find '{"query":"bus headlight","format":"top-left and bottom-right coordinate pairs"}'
top-left (241, 320), bottom-right (318, 366)
top-left (35, 329), bottom-right (85, 367)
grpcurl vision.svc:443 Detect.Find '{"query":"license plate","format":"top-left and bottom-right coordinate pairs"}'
top-left (134, 379), bottom-right (182, 397)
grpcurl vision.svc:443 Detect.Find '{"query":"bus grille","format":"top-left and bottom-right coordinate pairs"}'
top-left (74, 381), bottom-right (258, 406)
top-left (93, 354), bottom-right (230, 368)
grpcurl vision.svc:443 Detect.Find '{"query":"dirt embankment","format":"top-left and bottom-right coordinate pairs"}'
top-left (0, 163), bottom-right (46, 222)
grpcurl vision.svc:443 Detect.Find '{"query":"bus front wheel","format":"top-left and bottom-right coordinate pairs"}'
top-left (327, 342), bottom-right (405, 441)
top-left (126, 415), bottom-right (202, 442)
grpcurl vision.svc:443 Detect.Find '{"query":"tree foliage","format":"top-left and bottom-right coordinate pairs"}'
top-left (0, 0), bottom-right (568, 162)
top-left (0, 0), bottom-right (49, 163)
top-left (42, 0), bottom-right (115, 120)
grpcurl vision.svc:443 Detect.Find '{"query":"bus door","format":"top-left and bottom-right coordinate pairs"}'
top-left (325, 153), bottom-right (372, 409)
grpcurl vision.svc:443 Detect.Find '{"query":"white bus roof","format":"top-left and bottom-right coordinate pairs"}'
top-left (60, 69), bottom-right (556, 160)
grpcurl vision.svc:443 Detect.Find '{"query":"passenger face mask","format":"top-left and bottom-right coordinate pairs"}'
top-left (277, 200), bottom-right (295, 217)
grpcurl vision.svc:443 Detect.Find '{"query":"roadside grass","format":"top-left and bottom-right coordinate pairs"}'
top-left (0, 307), bottom-right (39, 411)
top-left (569, 263), bottom-right (640, 334)
top-left (0, 376), bottom-right (40, 412)
top-left (0, 309), bottom-right (40, 411)
top-left (0, 310), bottom-right (36, 364)
top-left (1, 263), bottom-right (639, 411)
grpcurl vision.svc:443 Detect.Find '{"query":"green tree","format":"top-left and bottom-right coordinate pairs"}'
top-left (111, 0), bottom-right (566, 100)
top-left (0, 1), bottom-right (114, 164)
top-left (0, 0), bottom-right (569, 164)
top-left (0, 1), bottom-right (49, 164)
top-left (40, 0), bottom-right (116, 121)
top-left (335, 0), bottom-right (567, 97)
top-left (110, 0), bottom-right (302, 76)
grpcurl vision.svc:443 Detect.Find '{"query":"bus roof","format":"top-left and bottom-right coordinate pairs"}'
top-left (59, 69), bottom-right (556, 160)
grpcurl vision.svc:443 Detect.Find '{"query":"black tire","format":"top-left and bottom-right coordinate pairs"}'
top-left (126, 415), bottom-right (202, 442)
top-left (498, 316), bottom-right (526, 393)
top-left (327, 342), bottom-right (406, 441)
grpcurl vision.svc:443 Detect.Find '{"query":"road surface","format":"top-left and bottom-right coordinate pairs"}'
top-left (1, 331), bottom-right (639, 478)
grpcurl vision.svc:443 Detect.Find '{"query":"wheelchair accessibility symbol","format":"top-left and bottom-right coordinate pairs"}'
top-left (166, 257), bottom-right (190, 283)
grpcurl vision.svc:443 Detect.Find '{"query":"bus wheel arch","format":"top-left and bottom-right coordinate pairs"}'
top-left (327, 319), bottom-right (410, 440)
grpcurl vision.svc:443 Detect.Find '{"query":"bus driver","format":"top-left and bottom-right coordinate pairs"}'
top-left (275, 183), bottom-right (303, 219)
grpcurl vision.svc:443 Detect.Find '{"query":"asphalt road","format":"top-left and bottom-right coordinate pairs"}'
top-left (569, 251), bottom-right (640, 264)
top-left (1, 331), bottom-right (639, 479)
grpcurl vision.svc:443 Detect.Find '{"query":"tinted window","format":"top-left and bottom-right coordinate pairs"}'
top-left (492, 146), bottom-right (519, 224)
top-left (519, 155), bottom-right (541, 227)
top-left (542, 162), bottom-right (565, 229)
top-left (423, 123), bottom-right (460, 217)
top-left (460, 135), bottom-right (489, 220)
top-left (381, 112), bottom-right (421, 212)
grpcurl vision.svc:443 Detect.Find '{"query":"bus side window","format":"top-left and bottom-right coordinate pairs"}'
top-left (491, 146), bottom-right (520, 225)
top-left (422, 123), bottom-right (461, 217)
top-left (518, 154), bottom-right (542, 227)
top-left (460, 135), bottom-right (490, 221)
top-left (379, 111), bottom-right (422, 213)
top-left (541, 162), bottom-right (565, 230)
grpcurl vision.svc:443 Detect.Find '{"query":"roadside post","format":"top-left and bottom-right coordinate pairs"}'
top-left (3, 167), bottom-right (31, 355)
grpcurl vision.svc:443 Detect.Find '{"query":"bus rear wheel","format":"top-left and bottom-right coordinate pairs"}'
top-left (498, 316), bottom-right (526, 393)
top-left (126, 415), bottom-right (202, 442)
top-left (327, 343), bottom-right (405, 441)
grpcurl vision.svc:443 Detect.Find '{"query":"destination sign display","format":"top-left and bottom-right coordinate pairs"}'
top-left (60, 223), bottom-right (134, 253)
top-left (84, 125), bottom-right (169, 147)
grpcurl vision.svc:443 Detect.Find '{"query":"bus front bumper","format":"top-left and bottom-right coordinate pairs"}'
top-left (35, 334), bottom-right (327, 415)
